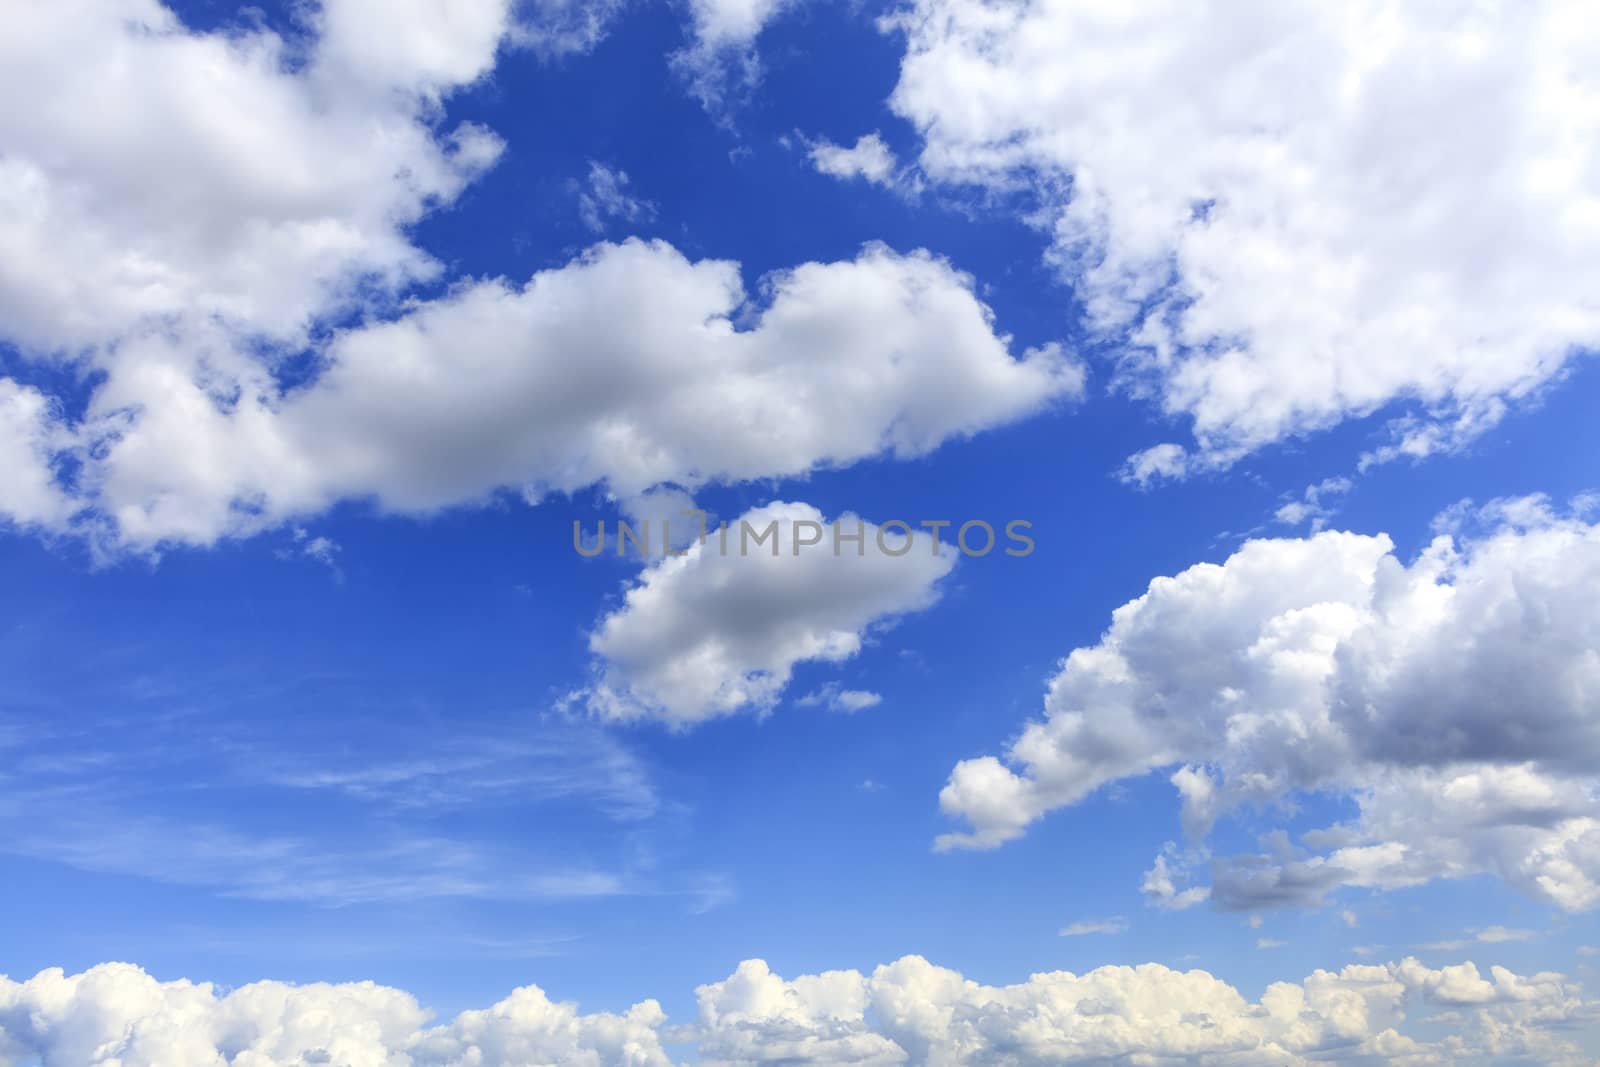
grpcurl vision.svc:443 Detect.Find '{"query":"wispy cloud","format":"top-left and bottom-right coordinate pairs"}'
top-left (1060, 917), bottom-right (1127, 937)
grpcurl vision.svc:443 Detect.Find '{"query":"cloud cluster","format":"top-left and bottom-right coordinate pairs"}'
top-left (589, 501), bottom-right (956, 726)
top-left (0, 3), bottom-right (1078, 551)
top-left (4, 954), bottom-right (1591, 1066)
top-left (0, 962), bottom-right (671, 1067)
top-left (887, 0), bottom-right (1600, 470)
top-left (938, 495), bottom-right (1600, 913)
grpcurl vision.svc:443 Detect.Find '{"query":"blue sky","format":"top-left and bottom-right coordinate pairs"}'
top-left (3, 1), bottom-right (1600, 1063)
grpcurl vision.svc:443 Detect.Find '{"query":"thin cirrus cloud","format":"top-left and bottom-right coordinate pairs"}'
top-left (886, 0), bottom-right (1600, 476)
top-left (937, 494), bottom-right (1600, 915)
top-left (1, 953), bottom-right (1591, 1066)
top-left (0, 699), bottom-right (693, 908)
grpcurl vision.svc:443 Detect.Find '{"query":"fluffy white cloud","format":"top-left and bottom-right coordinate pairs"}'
top-left (0, 0), bottom-right (505, 354)
top-left (0, 380), bottom-right (70, 530)
top-left (314, 0), bottom-right (515, 96)
top-left (693, 954), bottom-right (1594, 1066)
top-left (0, 963), bottom-right (670, 1067)
top-left (887, 0), bottom-right (1600, 470)
top-left (2, 955), bottom-right (1592, 1066)
top-left (937, 494), bottom-right (1600, 914)
top-left (588, 501), bottom-right (956, 726)
top-left (0, 3), bottom-right (1080, 552)
top-left (75, 241), bottom-right (1076, 548)
top-left (810, 134), bottom-right (899, 187)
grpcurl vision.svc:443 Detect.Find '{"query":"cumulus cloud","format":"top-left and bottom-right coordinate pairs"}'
top-left (20, 239), bottom-right (1077, 550)
top-left (0, 0), bottom-right (505, 354)
top-left (937, 494), bottom-right (1600, 914)
top-left (691, 954), bottom-right (1594, 1066)
top-left (3, 4), bottom-right (1081, 552)
top-left (887, 0), bottom-right (1600, 470)
top-left (0, 962), bottom-right (671, 1067)
top-left (810, 134), bottom-right (899, 187)
top-left (2, 954), bottom-right (1594, 1065)
top-left (588, 501), bottom-right (955, 726)
top-left (0, 380), bottom-right (71, 530)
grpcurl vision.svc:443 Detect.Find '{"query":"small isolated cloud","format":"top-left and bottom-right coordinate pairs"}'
top-left (1476, 926), bottom-right (1537, 944)
top-left (1257, 938), bottom-right (1287, 950)
top-left (575, 161), bottom-right (656, 234)
top-left (1140, 847), bottom-right (1210, 911)
top-left (1275, 477), bottom-right (1354, 530)
top-left (587, 501), bottom-right (955, 727)
top-left (797, 683), bottom-right (883, 714)
top-left (280, 526), bottom-right (343, 580)
top-left (1118, 443), bottom-right (1193, 488)
top-left (808, 133), bottom-right (897, 186)
top-left (1059, 917), bottom-right (1127, 937)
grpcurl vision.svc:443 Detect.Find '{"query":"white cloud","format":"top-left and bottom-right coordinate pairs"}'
top-left (887, 0), bottom-right (1600, 470)
top-left (3, 5), bottom-right (1082, 553)
top-left (1276, 477), bottom-right (1355, 530)
top-left (937, 494), bottom-right (1600, 915)
top-left (1258, 938), bottom-right (1288, 950)
top-left (673, 0), bottom-right (798, 114)
top-left (0, 0), bottom-right (504, 354)
top-left (0, 954), bottom-right (1593, 1065)
top-left (513, 0), bottom-right (630, 60)
top-left (0, 962), bottom-right (672, 1067)
top-left (576, 161), bottom-right (657, 233)
top-left (0, 380), bottom-right (71, 529)
top-left (588, 501), bottom-right (955, 726)
top-left (33, 240), bottom-right (1075, 550)
top-left (1117, 442), bottom-right (1190, 488)
top-left (1059, 917), bottom-right (1126, 937)
top-left (809, 134), bottom-right (899, 187)
top-left (798, 684), bottom-right (884, 714)
top-left (1477, 926), bottom-right (1538, 944)
top-left (1141, 848), bottom-right (1210, 911)
top-left (313, 0), bottom-right (514, 96)
top-left (691, 954), bottom-right (1594, 1066)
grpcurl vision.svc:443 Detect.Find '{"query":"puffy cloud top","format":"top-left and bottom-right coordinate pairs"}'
top-left (888, 0), bottom-right (1600, 470)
